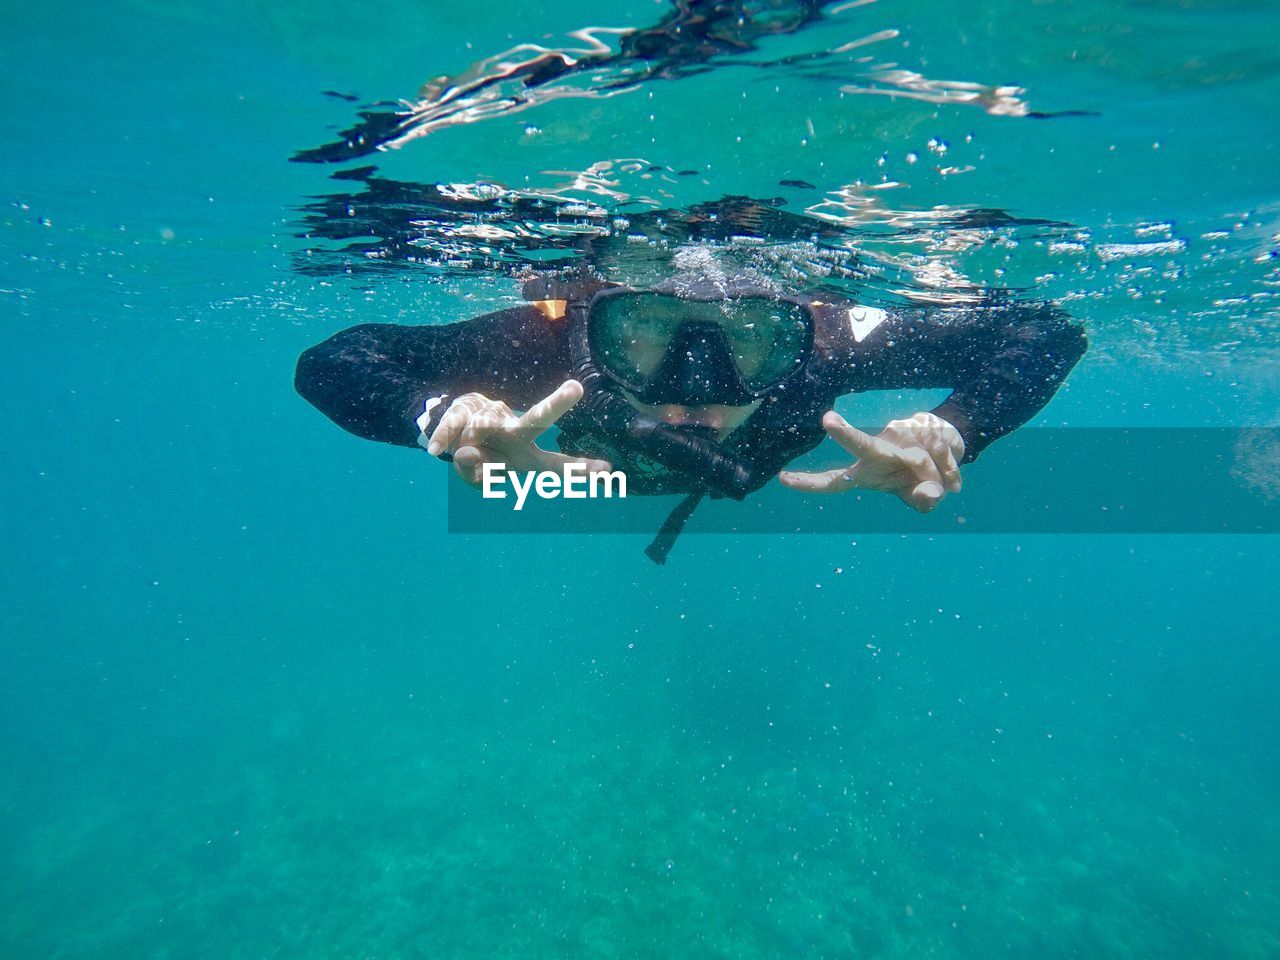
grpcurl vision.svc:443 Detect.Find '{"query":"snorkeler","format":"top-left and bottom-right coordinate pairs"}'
top-left (295, 261), bottom-right (1086, 560)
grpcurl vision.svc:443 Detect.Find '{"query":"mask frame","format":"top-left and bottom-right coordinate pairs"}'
top-left (584, 288), bottom-right (816, 406)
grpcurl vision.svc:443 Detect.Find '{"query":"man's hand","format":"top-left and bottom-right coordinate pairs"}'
top-left (426, 379), bottom-right (611, 488)
top-left (779, 411), bottom-right (965, 513)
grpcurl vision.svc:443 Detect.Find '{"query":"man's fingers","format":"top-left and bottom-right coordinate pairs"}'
top-left (936, 448), bottom-right (962, 494)
top-left (778, 467), bottom-right (858, 494)
top-left (912, 423), bottom-right (962, 494)
top-left (822, 411), bottom-right (883, 461)
top-left (905, 480), bottom-right (945, 513)
top-left (452, 445), bottom-right (497, 488)
top-left (917, 430), bottom-right (961, 493)
top-left (459, 408), bottom-right (508, 451)
top-left (430, 384), bottom-right (586, 458)
top-left (426, 395), bottom-right (483, 456)
top-left (514, 380), bottom-right (584, 441)
top-left (424, 396), bottom-right (494, 460)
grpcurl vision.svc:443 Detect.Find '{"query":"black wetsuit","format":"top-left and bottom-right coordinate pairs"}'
top-left (295, 298), bottom-right (1086, 495)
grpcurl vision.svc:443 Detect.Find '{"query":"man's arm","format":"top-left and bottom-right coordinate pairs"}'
top-left (826, 298), bottom-right (1088, 461)
top-left (294, 306), bottom-right (568, 447)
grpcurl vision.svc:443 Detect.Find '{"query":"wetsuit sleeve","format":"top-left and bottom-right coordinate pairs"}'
top-left (294, 306), bottom-right (569, 447)
top-left (825, 300), bottom-right (1087, 462)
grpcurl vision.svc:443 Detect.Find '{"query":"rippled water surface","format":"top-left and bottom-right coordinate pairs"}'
top-left (2, 1), bottom-right (1278, 957)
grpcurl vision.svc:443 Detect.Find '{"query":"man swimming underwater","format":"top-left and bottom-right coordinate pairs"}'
top-left (295, 259), bottom-right (1086, 560)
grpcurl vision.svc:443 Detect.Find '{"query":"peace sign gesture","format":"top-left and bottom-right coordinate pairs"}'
top-left (779, 411), bottom-right (965, 513)
top-left (426, 379), bottom-right (612, 488)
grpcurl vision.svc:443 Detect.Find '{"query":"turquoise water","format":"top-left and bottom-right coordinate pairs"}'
top-left (3, 1), bottom-right (1279, 957)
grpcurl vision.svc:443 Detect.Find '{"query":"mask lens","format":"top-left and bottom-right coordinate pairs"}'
top-left (589, 292), bottom-right (811, 396)
top-left (718, 300), bottom-right (812, 390)
top-left (590, 293), bottom-right (686, 385)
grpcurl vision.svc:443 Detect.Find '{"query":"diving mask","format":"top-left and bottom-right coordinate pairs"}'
top-left (586, 289), bottom-right (814, 406)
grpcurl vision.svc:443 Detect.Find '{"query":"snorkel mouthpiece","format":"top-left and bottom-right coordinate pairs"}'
top-left (570, 366), bottom-right (762, 499)
top-left (624, 417), bottom-right (760, 500)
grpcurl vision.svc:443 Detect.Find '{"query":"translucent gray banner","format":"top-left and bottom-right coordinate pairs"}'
top-left (445, 428), bottom-right (1280, 535)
